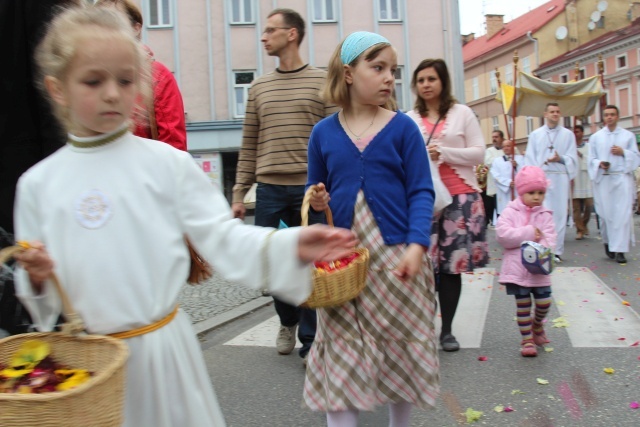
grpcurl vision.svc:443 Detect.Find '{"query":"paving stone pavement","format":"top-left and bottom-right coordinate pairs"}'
top-left (178, 271), bottom-right (262, 323)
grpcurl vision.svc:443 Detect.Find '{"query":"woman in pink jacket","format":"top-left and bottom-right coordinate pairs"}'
top-left (496, 166), bottom-right (557, 357)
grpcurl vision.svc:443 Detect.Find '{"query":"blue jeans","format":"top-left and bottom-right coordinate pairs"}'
top-left (255, 183), bottom-right (323, 358)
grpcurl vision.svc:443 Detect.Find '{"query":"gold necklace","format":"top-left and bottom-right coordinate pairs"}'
top-left (343, 109), bottom-right (378, 141)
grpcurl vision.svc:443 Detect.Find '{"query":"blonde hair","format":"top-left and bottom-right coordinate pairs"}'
top-left (35, 6), bottom-right (151, 131)
top-left (321, 41), bottom-right (397, 111)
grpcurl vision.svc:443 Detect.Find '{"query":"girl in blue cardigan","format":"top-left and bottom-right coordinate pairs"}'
top-left (302, 31), bottom-right (438, 427)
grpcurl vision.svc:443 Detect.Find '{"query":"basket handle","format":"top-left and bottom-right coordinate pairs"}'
top-left (301, 184), bottom-right (334, 227)
top-left (0, 244), bottom-right (85, 334)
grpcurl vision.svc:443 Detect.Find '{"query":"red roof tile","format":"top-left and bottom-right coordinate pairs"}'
top-left (463, 0), bottom-right (565, 64)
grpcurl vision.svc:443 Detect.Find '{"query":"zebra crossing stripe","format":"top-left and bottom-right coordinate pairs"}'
top-left (551, 267), bottom-right (640, 348)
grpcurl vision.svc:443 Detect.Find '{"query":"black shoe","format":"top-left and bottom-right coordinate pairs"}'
top-left (604, 244), bottom-right (615, 259)
top-left (554, 255), bottom-right (562, 263)
top-left (615, 253), bottom-right (627, 264)
top-left (440, 334), bottom-right (460, 352)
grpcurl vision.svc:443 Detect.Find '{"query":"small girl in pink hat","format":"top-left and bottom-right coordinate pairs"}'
top-left (496, 166), bottom-right (557, 357)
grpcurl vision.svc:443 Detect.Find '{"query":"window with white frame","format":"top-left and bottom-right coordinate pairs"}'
top-left (472, 77), bottom-right (479, 100)
top-left (522, 57), bottom-right (531, 74)
top-left (148, 0), bottom-right (172, 27)
top-left (492, 116), bottom-right (499, 131)
top-left (560, 73), bottom-right (569, 83)
top-left (313, 0), bottom-right (336, 22)
top-left (393, 67), bottom-right (405, 111)
top-left (233, 71), bottom-right (255, 118)
top-left (230, 0), bottom-right (254, 24)
top-left (505, 67), bottom-right (513, 86)
top-left (578, 67), bottom-right (586, 80)
top-left (379, 0), bottom-right (401, 21)
top-left (489, 70), bottom-right (497, 94)
top-left (526, 116), bottom-right (534, 134)
top-left (616, 54), bottom-right (628, 71)
top-left (616, 85), bottom-right (631, 117)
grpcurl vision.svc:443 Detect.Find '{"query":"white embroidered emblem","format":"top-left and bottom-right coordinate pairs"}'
top-left (75, 189), bottom-right (112, 229)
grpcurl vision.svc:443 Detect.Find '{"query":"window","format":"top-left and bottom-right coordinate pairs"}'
top-left (578, 67), bottom-right (586, 80)
top-left (560, 73), bottom-right (569, 83)
top-left (507, 116), bottom-right (513, 135)
top-left (522, 57), bottom-right (531, 74)
top-left (505, 67), bottom-right (513, 86)
top-left (526, 116), bottom-right (534, 134)
top-left (616, 85), bottom-right (631, 117)
top-left (492, 116), bottom-right (499, 131)
top-left (230, 0), bottom-right (254, 24)
top-left (563, 117), bottom-right (571, 128)
top-left (313, 0), bottom-right (336, 22)
top-left (393, 67), bottom-right (405, 110)
top-left (472, 77), bottom-right (479, 100)
top-left (233, 71), bottom-right (255, 118)
top-left (379, 0), bottom-right (401, 21)
top-left (489, 70), bottom-right (497, 94)
top-left (616, 54), bottom-right (628, 71)
top-left (148, 0), bottom-right (172, 27)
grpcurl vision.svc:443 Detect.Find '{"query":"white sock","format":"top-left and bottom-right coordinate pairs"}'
top-left (389, 401), bottom-right (412, 427)
top-left (326, 409), bottom-right (359, 427)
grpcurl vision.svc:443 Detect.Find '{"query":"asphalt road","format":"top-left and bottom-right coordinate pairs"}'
top-left (199, 217), bottom-right (640, 426)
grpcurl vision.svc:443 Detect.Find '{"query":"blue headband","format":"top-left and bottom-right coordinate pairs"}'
top-left (340, 31), bottom-right (390, 65)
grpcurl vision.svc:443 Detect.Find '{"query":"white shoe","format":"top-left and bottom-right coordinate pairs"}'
top-left (276, 324), bottom-right (297, 355)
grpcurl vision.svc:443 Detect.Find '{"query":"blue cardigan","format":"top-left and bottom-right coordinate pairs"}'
top-left (307, 112), bottom-right (434, 247)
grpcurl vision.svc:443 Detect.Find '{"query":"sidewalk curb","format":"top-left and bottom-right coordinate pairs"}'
top-left (194, 296), bottom-right (272, 335)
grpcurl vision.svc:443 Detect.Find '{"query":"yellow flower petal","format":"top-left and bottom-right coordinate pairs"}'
top-left (10, 340), bottom-right (50, 367)
top-left (603, 367), bottom-right (615, 374)
top-left (55, 369), bottom-right (91, 391)
top-left (537, 378), bottom-right (550, 385)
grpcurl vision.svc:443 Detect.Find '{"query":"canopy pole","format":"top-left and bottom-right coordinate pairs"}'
top-left (496, 68), bottom-right (512, 141)
top-left (511, 50), bottom-right (519, 200)
top-left (598, 54), bottom-right (606, 125)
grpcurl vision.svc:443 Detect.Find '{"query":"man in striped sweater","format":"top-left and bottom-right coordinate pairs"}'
top-left (232, 8), bottom-right (337, 364)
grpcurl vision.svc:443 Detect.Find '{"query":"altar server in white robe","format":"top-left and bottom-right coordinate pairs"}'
top-left (588, 104), bottom-right (640, 264)
top-left (491, 140), bottom-right (525, 216)
top-left (525, 103), bottom-right (578, 261)
top-left (10, 8), bottom-right (358, 427)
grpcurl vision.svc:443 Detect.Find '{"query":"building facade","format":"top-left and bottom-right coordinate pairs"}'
top-left (463, 0), bottom-right (634, 147)
top-left (536, 16), bottom-right (640, 139)
top-left (128, 0), bottom-right (461, 199)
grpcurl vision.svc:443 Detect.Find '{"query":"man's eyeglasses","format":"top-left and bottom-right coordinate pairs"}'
top-left (262, 27), bottom-right (292, 35)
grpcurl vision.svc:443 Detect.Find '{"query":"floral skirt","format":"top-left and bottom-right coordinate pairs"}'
top-left (429, 192), bottom-right (488, 275)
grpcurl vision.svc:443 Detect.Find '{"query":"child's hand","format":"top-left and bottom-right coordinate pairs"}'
top-left (392, 243), bottom-right (426, 281)
top-left (310, 183), bottom-right (331, 212)
top-left (297, 224), bottom-right (358, 263)
top-left (534, 228), bottom-right (542, 242)
top-left (13, 241), bottom-right (54, 294)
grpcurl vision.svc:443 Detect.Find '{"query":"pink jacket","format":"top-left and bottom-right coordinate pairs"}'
top-left (406, 104), bottom-right (485, 192)
top-left (496, 197), bottom-right (557, 287)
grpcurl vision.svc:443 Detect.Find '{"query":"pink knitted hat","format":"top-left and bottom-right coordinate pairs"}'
top-left (515, 165), bottom-right (548, 195)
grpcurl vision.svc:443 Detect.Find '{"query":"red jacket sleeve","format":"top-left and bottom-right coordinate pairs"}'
top-left (151, 61), bottom-right (187, 151)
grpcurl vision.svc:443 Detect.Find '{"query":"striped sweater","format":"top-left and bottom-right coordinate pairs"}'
top-left (232, 65), bottom-right (337, 203)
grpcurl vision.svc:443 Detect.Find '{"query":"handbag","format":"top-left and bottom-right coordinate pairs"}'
top-left (520, 240), bottom-right (554, 275)
top-left (425, 116), bottom-right (453, 213)
top-left (148, 96), bottom-right (213, 285)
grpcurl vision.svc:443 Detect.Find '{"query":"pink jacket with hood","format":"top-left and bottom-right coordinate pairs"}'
top-left (496, 197), bottom-right (557, 287)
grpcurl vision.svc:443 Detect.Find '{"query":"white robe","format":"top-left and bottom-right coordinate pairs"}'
top-left (525, 125), bottom-right (578, 256)
top-left (13, 130), bottom-right (313, 427)
top-left (484, 146), bottom-right (504, 196)
top-left (490, 154), bottom-right (524, 215)
top-left (588, 126), bottom-right (640, 253)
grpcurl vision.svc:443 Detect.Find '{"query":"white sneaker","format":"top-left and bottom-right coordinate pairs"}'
top-left (276, 324), bottom-right (297, 355)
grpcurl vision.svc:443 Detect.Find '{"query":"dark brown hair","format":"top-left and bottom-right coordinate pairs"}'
top-left (411, 58), bottom-right (456, 118)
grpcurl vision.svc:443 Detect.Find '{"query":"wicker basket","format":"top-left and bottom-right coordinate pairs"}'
top-left (300, 186), bottom-right (370, 308)
top-left (0, 245), bottom-right (129, 427)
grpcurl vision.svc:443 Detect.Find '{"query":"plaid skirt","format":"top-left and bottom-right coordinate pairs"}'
top-left (429, 192), bottom-right (489, 275)
top-left (303, 191), bottom-right (439, 411)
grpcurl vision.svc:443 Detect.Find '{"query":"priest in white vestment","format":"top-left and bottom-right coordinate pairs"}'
top-left (490, 140), bottom-right (524, 216)
top-left (525, 103), bottom-right (578, 261)
top-left (588, 105), bottom-right (640, 264)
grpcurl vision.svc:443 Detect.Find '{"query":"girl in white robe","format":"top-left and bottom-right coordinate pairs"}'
top-left (10, 8), bottom-right (357, 427)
